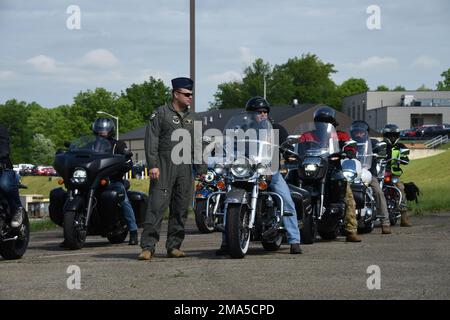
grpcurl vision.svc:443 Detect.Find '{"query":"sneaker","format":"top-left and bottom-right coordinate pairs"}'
top-left (11, 207), bottom-right (24, 228)
top-left (290, 243), bottom-right (303, 254)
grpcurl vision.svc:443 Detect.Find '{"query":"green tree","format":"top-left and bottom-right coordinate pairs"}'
top-left (417, 84), bottom-right (432, 91)
top-left (436, 68), bottom-right (450, 90)
top-left (0, 99), bottom-right (34, 163)
top-left (338, 78), bottom-right (369, 98)
top-left (122, 77), bottom-right (171, 117)
top-left (393, 85), bottom-right (406, 91)
top-left (31, 133), bottom-right (56, 165)
top-left (376, 85), bottom-right (390, 91)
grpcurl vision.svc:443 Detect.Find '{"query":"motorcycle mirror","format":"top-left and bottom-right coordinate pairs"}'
top-left (374, 141), bottom-right (387, 157)
top-left (286, 135), bottom-right (301, 144)
top-left (399, 148), bottom-right (410, 156)
top-left (342, 140), bottom-right (357, 150)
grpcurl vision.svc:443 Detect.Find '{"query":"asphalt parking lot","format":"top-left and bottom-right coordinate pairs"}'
top-left (1, 213), bottom-right (449, 300)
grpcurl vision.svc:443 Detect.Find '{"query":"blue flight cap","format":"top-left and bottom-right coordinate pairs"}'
top-left (171, 77), bottom-right (194, 90)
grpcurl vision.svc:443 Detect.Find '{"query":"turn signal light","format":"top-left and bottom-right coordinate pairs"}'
top-left (57, 179), bottom-right (64, 185)
top-left (258, 180), bottom-right (268, 190)
top-left (100, 179), bottom-right (109, 187)
top-left (384, 173), bottom-right (391, 183)
top-left (216, 180), bottom-right (226, 190)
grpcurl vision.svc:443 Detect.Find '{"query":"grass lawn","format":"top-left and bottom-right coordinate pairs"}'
top-left (402, 150), bottom-right (450, 214)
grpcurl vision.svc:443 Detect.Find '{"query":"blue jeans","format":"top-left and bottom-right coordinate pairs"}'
top-left (0, 169), bottom-right (23, 214)
top-left (221, 172), bottom-right (301, 245)
top-left (109, 182), bottom-right (137, 232)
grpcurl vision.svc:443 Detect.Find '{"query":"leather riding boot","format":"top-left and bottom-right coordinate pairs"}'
top-left (400, 210), bottom-right (412, 227)
top-left (381, 224), bottom-right (392, 234)
top-left (128, 230), bottom-right (138, 245)
top-left (346, 231), bottom-right (362, 242)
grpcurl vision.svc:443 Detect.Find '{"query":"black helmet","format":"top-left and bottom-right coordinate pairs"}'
top-left (245, 96), bottom-right (270, 113)
top-left (92, 118), bottom-right (115, 138)
top-left (382, 124), bottom-right (400, 145)
top-left (313, 106), bottom-right (338, 127)
top-left (350, 120), bottom-right (369, 142)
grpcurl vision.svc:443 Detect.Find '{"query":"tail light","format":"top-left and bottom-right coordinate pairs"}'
top-left (384, 171), bottom-right (392, 183)
top-left (99, 179), bottom-right (109, 187)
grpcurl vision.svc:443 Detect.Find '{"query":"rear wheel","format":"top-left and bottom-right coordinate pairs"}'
top-left (63, 210), bottom-right (87, 250)
top-left (226, 204), bottom-right (250, 259)
top-left (194, 199), bottom-right (215, 233)
top-left (0, 212), bottom-right (30, 260)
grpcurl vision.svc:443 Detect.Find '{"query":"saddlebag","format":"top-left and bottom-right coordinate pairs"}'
top-left (49, 187), bottom-right (67, 227)
top-left (128, 191), bottom-right (148, 227)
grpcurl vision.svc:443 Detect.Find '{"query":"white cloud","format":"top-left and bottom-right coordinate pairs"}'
top-left (344, 56), bottom-right (399, 70)
top-left (0, 70), bottom-right (15, 80)
top-left (26, 55), bottom-right (59, 73)
top-left (81, 49), bottom-right (119, 69)
top-left (207, 71), bottom-right (242, 83)
top-left (239, 47), bottom-right (256, 66)
top-left (411, 56), bottom-right (441, 69)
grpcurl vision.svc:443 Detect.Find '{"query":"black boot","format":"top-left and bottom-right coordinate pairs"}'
top-left (215, 245), bottom-right (229, 256)
top-left (128, 230), bottom-right (138, 245)
top-left (290, 243), bottom-right (303, 254)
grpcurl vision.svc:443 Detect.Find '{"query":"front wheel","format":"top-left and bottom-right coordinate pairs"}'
top-left (226, 204), bottom-right (251, 259)
top-left (194, 199), bottom-right (215, 233)
top-left (63, 210), bottom-right (87, 250)
top-left (0, 212), bottom-right (30, 260)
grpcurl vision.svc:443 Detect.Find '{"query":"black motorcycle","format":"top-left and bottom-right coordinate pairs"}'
top-left (0, 181), bottom-right (30, 260)
top-left (285, 122), bottom-right (355, 243)
top-left (49, 136), bottom-right (147, 250)
top-left (194, 159), bottom-right (227, 234)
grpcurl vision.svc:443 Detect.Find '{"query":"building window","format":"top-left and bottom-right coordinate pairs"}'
top-left (352, 106), bottom-right (355, 119)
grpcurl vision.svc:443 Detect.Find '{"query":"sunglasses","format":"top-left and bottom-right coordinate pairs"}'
top-left (176, 91), bottom-right (193, 98)
top-left (256, 110), bottom-right (268, 114)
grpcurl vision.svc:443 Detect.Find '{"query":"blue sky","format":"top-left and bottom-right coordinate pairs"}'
top-left (1, 0), bottom-right (449, 112)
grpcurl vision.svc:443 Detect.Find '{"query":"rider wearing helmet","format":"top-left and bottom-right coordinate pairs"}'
top-left (313, 106), bottom-right (362, 242)
top-left (350, 120), bottom-right (392, 234)
top-left (216, 96), bottom-right (303, 255)
top-left (95, 118), bottom-right (139, 243)
top-left (382, 124), bottom-right (412, 227)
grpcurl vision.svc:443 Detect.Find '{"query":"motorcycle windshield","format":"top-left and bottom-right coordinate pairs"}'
top-left (350, 129), bottom-right (373, 169)
top-left (68, 136), bottom-right (113, 154)
top-left (222, 111), bottom-right (276, 174)
top-left (294, 122), bottom-right (340, 157)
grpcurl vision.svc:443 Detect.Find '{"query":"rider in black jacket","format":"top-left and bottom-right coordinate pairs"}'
top-left (0, 124), bottom-right (25, 228)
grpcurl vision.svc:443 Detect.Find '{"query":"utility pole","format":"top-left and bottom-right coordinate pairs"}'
top-left (190, 0), bottom-right (195, 112)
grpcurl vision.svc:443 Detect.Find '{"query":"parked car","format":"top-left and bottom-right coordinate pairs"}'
top-left (415, 125), bottom-right (450, 138)
top-left (400, 129), bottom-right (417, 139)
top-left (35, 166), bottom-right (58, 176)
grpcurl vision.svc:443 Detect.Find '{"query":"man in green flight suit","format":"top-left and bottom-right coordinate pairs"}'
top-left (138, 77), bottom-right (205, 260)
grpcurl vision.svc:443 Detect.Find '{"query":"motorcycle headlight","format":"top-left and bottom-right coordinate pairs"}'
top-left (214, 163), bottom-right (224, 175)
top-left (392, 176), bottom-right (399, 184)
top-left (72, 168), bottom-right (87, 184)
top-left (343, 170), bottom-right (357, 182)
top-left (231, 161), bottom-right (252, 178)
top-left (204, 170), bottom-right (215, 183)
top-left (304, 163), bottom-right (318, 172)
top-left (256, 163), bottom-right (269, 175)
